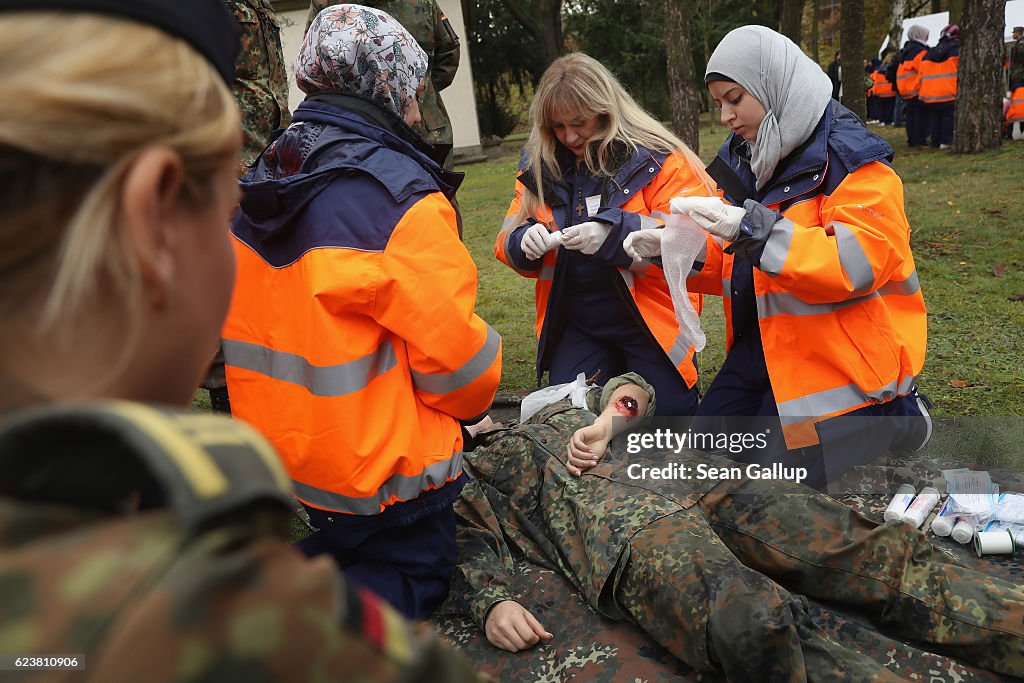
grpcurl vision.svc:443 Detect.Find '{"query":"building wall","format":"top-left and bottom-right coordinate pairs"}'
top-left (273, 1), bottom-right (482, 157)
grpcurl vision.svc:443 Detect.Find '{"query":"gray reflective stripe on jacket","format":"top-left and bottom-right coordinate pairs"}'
top-left (291, 452), bottom-right (463, 515)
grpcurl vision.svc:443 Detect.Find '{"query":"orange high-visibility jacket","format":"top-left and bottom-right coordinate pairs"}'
top-left (896, 50), bottom-right (926, 99)
top-left (689, 102), bottom-right (926, 449)
top-left (1006, 86), bottom-right (1024, 123)
top-left (223, 101), bottom-right (501, 515)
top-left (494, 147), bottom-right (711, 388)
top-left (870, 71), bottom-right (896, 98)
top-left (919, 42), bottom-right (958, 104)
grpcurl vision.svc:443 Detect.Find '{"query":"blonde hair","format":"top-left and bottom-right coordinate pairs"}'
top-left (518, 52), bottom-right (709, 222)
top-left (0, 13), bottom-right (240, 342)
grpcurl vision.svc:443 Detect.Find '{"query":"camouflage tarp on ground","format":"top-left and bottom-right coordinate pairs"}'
top-left (432, 418), bottom-right (1023, 682)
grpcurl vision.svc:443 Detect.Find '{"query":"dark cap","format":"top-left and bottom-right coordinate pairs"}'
top-left (0, 0), bottom-right (239, 83)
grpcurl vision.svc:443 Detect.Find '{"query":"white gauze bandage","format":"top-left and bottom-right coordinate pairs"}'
top-left (661, 214), bottom-right (709, 352)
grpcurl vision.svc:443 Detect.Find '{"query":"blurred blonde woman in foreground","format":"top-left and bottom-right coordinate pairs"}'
top-left (0, 3), bottom-right (475, 680)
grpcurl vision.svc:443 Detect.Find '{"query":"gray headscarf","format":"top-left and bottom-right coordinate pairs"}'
top-left (907, 24), bottom-right (929, 43)
top-left (705, 25), bottom-right (833, 190)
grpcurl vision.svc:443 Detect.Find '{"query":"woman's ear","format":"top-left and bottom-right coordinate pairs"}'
top-left (119, 146), bottom-right (186, 309)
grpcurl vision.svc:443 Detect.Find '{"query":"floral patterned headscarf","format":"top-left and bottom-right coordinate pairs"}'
top-left (295, 4), bottom-right (428, 119)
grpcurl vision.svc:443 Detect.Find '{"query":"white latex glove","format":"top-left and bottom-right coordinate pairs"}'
top-left (623, 228), bottom-right (664, 259)
top-left (560, 220), bottom-right (610, 255)
top-left (521, 223), bottom-right (556, 260)
top-left (669, 196), bottom-right (746, 241)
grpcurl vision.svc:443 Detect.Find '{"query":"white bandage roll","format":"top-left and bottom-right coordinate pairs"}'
top-left (930, 499), bottom-right (957, 536)
top-left (883, 484), bottom-right (917, 523)
top-left (951, 518), bottom-right (975, 544)
top-left (902, 487), bottom-right (940, 528)
top-left (974, 529), bottom-right (1015, 557)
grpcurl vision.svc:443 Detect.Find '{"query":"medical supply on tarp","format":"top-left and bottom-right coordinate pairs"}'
top-left (902, 487), bottom-right (940, 528)
top-left (520, 373), bottom-right (590, 423)
top-left (993, 492), bottom-right (1024, 523)
top-left (951, 517), bottom-right (976, 544)
top-left (944, 468), bottom-right (999, 518)
top-left (983, 519), bottom-right (1024, 545)
top-left (883, 484), bottom-right (917, 523)
top-left (974, 529), bottom-right (1015, 557)
top-left (930, 498), bottom-right (958, 536)
top-left (661, 214), bottom-right (709, 352)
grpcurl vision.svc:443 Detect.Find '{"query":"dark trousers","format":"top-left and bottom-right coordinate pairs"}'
top-left (904, 97), bottom-right (928, 146)
top-left (866, 95), bottom-right (879, 120)
top-left (924, 100), bottom-right (955, 147)
top-left (877, 96), bottom-right (895, 124)
top-left (549, 319), bottom-right (699, 417)
top-left (297, 479), bottom-right (463, 619)
top-left (695, 331), bottom-right (927, 489)
top-left (892, 94), bottom-right (905, 126)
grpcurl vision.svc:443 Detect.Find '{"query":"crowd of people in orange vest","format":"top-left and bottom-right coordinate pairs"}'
top-left (830, 23), bottom-right (1024, 147)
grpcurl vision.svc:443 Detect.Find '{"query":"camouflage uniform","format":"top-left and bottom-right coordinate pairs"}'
top-left (454, 373), bottom-right (1024, 681)
top-left (205, 1), bottom-right (293, 396)
top-left (306, 0), bottom-right (460, 168)
top-left (228, 0), bottom-right (292, 173)
top-left (0, 403), bottom-right (481, 682)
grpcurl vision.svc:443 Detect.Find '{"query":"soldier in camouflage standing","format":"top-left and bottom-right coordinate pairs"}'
top-left (204, 0), bottom-right (294, 413)
top-left (453, 373), bottom-right (1024, 680)
top-left (1009, 25), bottom-right (1024, 90)
top-left (306, 0), bottom-right (460, 167)
top-left (305, 0), bottom-right (465, 235)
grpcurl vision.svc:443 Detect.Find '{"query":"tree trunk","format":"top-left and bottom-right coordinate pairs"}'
top-left (953, 0), bottom-right (1004, 152)
top-left (840, 0), bottom-right (866, 121)
top-left (779, 0), bottom-right (807, 45)
top-left (812, 0), bottom-right (821, 63)
top-left (665, 0), bottom-right (702, 152)
top-left (948, 0), bottom-right (963, 25)
top-left (500, 0), bottom-right (564, 67)
top-left (886, 0), bottom-right (907, 56)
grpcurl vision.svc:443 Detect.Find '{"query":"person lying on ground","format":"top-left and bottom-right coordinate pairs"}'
top-left (452, 373), bottom-right (1024, 682)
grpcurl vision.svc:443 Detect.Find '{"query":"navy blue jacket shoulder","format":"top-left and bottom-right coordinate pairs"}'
top-left (232, 93), bottom-right (463, 268)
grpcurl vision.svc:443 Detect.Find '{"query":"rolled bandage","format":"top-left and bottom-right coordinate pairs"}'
top-left (883, 484), bottom-right (917, 523)
top-left (902, 487), bottom-right (940, 528)
top-left (929, 499), bottom-right (957, 537)
top-left (974, 529), bottom-right (1015, 557)
top-left (951, 517), bottom-right (975, 544)
top-left (543, 229), bottom-right (564, 252)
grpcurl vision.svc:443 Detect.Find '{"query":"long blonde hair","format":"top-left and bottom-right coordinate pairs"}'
top-left (0, 13), bottom-right (240, 343)
top-left (518, 52), bottom-right (708, 223)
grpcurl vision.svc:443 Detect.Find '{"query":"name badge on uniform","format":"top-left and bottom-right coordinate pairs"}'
top-left (585, 195), bottom-right (602, 217)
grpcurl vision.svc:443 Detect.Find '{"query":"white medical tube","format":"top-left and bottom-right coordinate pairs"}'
top-left (884, 484), bottom-right (917, 523)
top-left (930, 499), bottom-right (957, 536)
top-left (951, 518), bottom-right (975, 544)
top-left (974, 530), bottom-right (1015, 557)
top-left (902, 487), bottom-right (940, 528)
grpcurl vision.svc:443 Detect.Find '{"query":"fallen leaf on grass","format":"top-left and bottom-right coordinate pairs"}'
top-left (950, 380), bottom-right (970, 388)
top-left (993, 265), bottom-right (1008, 277)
